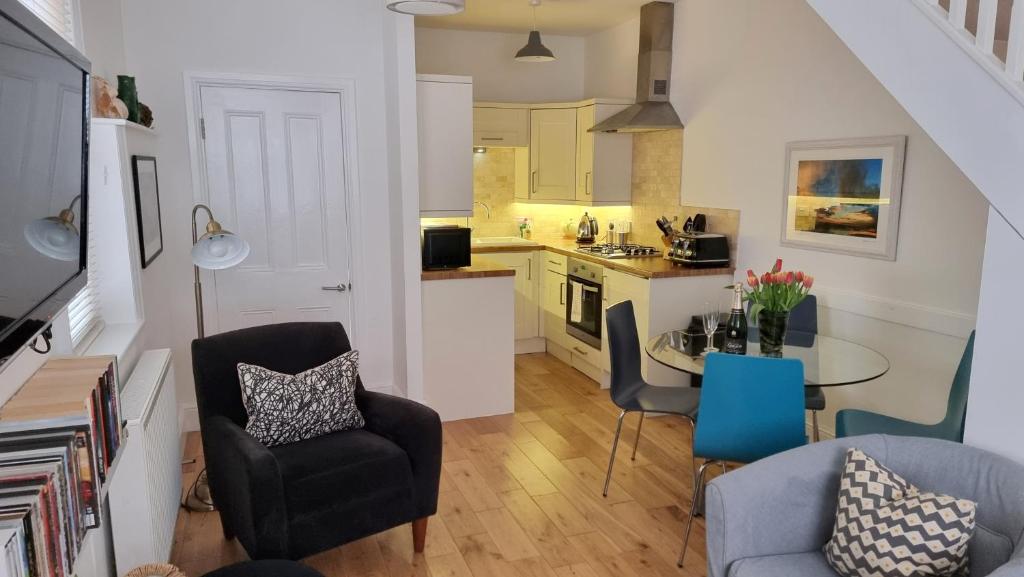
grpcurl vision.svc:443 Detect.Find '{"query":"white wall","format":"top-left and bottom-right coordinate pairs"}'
top-left (964, 209), bottom-right (1023, 461)
top-left (667, 0), bottom-right (987, 434)
top-left (415, 27), bottom-right (585, 102)
top-left (583, 17), bottom-right (639, 101)
top-left (117, 0), bottom-right (414, 423)
top-left (78, 0), bottom-right (125, 80)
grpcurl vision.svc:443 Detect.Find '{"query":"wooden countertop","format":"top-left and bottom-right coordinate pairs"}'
top-left (472, 237), bottom-right (735, 280)
top-left (421, 257), bottom-right (516, 281)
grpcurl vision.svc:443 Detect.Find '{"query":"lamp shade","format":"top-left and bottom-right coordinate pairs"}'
top-left (24, 216), bottom-right (80, 261)
top-left (386, 0), bottom-right (464, 15)
top-left (191, 230), bottom-right (250, 270)
top-left (515, 30), bottom-right (556, 62)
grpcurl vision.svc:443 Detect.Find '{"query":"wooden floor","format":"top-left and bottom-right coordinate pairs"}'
top-left (171, 352), bottom-right (718, 577)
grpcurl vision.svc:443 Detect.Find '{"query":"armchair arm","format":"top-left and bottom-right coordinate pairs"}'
top-left (203, 415), bottom-right (289, 558)
top-left (357, 390), bottom-right (442, 518)
top-left (704, 435), bottom-right (890, 577)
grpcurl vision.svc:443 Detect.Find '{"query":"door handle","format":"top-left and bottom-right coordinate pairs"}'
top-left (532, 170), bottom-right (538, 194)
top-left (321, 284), bottom-right (348, 292)
top-left (527, 258), bottom-right (532, 281)
top-left (480, 137), bottom-right (504, 141)
top-left (585, 172), bottom-right (592, 196)
top-left (559, 282), bottom-right (565, 305)
top-left (573, 346), bottom-right (589, 356)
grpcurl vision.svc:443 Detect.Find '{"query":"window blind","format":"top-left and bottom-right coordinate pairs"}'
top-left (67, 209), bottom-right (102, 347)
top-left (16, 0), bottom-right (77, 46)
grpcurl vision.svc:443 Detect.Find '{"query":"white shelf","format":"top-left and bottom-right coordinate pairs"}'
top-left (90, 117), bottom-right (158, 136)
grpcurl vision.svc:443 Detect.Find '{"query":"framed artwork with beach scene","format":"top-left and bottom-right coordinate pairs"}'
top-left (781, 136), bottom-right (906, 260)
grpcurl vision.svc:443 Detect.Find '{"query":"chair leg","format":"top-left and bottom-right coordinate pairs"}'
top-left (631, 412), bottom-right (645, 461)
top-left (720, 461), bottom-right (728, 476)
top-left (679, 461), bottom-right (714, 568)
top-left (603, 410), bottom-right (627, 497)
top-left (812, 410), bottom-right (821, 442)
top-left (412, 517), bottom-right (428, 553)
top-left (685, 417), bottom-right (697, 488)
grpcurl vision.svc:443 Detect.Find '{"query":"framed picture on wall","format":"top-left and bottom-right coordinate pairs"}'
top-left (780, 136), bottom-right (907, 260)
top-left (132, 155), bottom-right (164, 268)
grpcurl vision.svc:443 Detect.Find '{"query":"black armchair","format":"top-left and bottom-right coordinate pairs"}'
top-left (191, 322), bottom-right (442, 560)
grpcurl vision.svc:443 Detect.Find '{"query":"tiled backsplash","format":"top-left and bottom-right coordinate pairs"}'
top-left (422, 130), bottom-right (740, 257)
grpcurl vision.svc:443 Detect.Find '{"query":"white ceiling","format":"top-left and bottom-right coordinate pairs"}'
top-left (415, 0), bottom-right (655, 37)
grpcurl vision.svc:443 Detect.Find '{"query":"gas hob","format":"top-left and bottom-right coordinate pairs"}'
top-left (575, 243), bottom-right (661, 259)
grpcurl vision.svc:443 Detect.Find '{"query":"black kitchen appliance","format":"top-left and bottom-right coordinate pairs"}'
top-left (421, 226), bottom-right (471, 270)
top-left (667, 232), bottom-right (730, 267)
top-left (565, 257), bottom-right (603, 349)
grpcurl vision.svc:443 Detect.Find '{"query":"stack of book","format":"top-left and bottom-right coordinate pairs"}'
top-left (0, 356), bottom-right (123, 577)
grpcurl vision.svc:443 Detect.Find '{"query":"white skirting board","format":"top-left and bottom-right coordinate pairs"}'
top-left (108, 349), bottom-right (181, 574)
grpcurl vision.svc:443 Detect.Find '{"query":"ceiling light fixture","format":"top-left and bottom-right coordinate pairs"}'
top-left (385, 0), bottom-right (465, 16)
top-left (515, 0), bottom-right (556, 62)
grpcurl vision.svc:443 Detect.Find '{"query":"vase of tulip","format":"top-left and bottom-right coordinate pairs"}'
top-left (743, 259), bottom-right (814, 357)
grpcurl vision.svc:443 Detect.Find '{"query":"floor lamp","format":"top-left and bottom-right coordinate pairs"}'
top-left (185, 204), bottom-right (250, 513)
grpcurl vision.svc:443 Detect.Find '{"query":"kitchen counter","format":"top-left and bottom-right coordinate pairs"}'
top-left (472, 237), bottom-right (735, 280)
top-left (421, 257), bottom-right (516, 281)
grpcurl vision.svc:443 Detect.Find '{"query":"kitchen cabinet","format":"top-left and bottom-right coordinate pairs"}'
top-left (576, 104), bottom-right (633, 205)
top-left (473, 106), bottom-right (529, 147)
top-left (600, 268), bottom-right (651, 372)
top-left (483, 252), bottom-right (541, 343)
top-left (542, 252), bottom-right (568, 348)
top-left (529, 108), bottom-right (578, 201)
top-left (417, 75), bottom-right (473, 217)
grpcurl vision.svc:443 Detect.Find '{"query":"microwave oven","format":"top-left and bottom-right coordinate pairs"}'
top-left (422, 226), bottom-right (471, 270)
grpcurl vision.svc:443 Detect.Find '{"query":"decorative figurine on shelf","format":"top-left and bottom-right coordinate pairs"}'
top-left (138, 102), bottom-right (154, 128)
top-left (117, 74), bottom-right (140, 124)
top-left (742, 258), bottom-right (814, 357)
top-left (90, 76), bottom-right (128, 119)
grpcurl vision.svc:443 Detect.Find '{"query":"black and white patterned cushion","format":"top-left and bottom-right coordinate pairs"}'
top-left (237, 350), bottom-right (364, 447)
top-left (824, 448), bottom-right (976, 577)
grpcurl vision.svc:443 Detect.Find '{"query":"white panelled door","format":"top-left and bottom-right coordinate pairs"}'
top-left (198, 85), bottom-right (353, 334)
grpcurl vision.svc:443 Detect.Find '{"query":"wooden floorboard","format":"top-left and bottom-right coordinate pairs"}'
top-left (169, 352), bottom-right (711, 577)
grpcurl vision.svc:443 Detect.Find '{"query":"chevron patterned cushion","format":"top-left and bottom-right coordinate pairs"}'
top-left (824, 448), bottom-right (976, 577)
top-left (237, 350), bottom-right (364, 447)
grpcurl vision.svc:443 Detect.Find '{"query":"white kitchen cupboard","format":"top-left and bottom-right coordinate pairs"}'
top-left (473, 106), bottom-right (529, 147)
top-left (600, 268), bottom-right (651, 372)
top-left (417, 74), bottom-right (473, 217)
top-left (542, 251), bottom-right (568, 348)
top-left (481, 252), bottom-right (543, 351)
top-left (529, 108), bottom-right (578, 201)
top-left (575, 104), bottom-right (633, 205)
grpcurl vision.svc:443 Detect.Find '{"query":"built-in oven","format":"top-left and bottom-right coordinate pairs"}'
top-left (566, 257), bottom-right (604, 349)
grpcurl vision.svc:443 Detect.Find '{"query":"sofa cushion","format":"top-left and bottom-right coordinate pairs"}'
top-left (272, 428), bottom-right (414, 517)
top-left (824, 448), bottom-right (976, 577)
top-left (238, 350), bottom-right (364, 447)
top-left (729, 552), bottom-right (836, 577)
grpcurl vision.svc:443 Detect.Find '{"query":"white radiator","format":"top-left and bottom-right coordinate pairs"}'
top-left (108, 349), bottom-right (181, 574)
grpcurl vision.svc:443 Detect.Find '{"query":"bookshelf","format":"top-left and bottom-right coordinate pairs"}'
top-left (0, 356), bottom-right (125, 577)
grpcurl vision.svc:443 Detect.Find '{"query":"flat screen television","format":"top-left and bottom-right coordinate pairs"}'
top-left (0, 0), bottom-right (90, 369)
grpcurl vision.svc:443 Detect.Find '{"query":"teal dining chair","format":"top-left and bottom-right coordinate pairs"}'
top-left (835, 331), bottom-right (975, 442)
top-left (678, 353), bottom-right (807, 567)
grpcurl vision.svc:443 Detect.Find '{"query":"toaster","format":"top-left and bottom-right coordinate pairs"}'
top-left (668, 233), bottom-right (730, 267)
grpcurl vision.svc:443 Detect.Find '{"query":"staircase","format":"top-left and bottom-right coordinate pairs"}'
top-left (806, 0), bottom-right (1024, 239)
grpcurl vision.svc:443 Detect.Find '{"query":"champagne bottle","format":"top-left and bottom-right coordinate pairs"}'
top-left (724, 284), bottom-right (748, 354)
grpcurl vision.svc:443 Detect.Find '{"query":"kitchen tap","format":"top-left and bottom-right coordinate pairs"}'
top-left (473, 201), bottom-right (491, 219)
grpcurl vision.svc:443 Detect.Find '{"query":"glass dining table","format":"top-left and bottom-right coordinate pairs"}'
top-left (645, 329), bottom-right (890, 386)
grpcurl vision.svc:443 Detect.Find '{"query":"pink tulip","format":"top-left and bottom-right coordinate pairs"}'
top-left (795, 271), bottom-right (804, 283)
top-left (748, 275), bottom-right (759, 288)
top-left (785, 271), bottom-right (794, 284)
top-left (803, 275), bottom-right (814, 289)
top-left (772, 258), bottom-right (783, 273)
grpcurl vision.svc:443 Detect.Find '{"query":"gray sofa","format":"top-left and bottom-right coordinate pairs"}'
top-left (705, 435), bottom-right (1024, 577)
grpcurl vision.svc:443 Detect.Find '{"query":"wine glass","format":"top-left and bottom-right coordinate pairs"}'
top-left (702, 302), bottom-right (721, 355)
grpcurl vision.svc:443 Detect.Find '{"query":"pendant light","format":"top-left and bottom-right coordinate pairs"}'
top-left (385, 0), bottom-right (464, 15)
top-left (515, 0), bottom-right (556, 62)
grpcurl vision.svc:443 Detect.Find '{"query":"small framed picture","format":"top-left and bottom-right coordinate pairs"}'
top-left (132, 155), bottom-right (163, 268)
top-left (781, 136), bottom-right (907, 261)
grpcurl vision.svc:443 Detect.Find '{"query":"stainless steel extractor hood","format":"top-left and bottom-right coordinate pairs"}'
top-left (590, 1), bottom-right (683, 133)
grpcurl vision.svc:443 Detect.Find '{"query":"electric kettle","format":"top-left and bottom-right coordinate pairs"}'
top-left (577, 212), bottom-right (599, 244)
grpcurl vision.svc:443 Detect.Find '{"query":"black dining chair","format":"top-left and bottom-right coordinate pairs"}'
top-left (752, 294), bottom-right (824, 440)
top-left (603, 300), bottom-right (701, 497)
